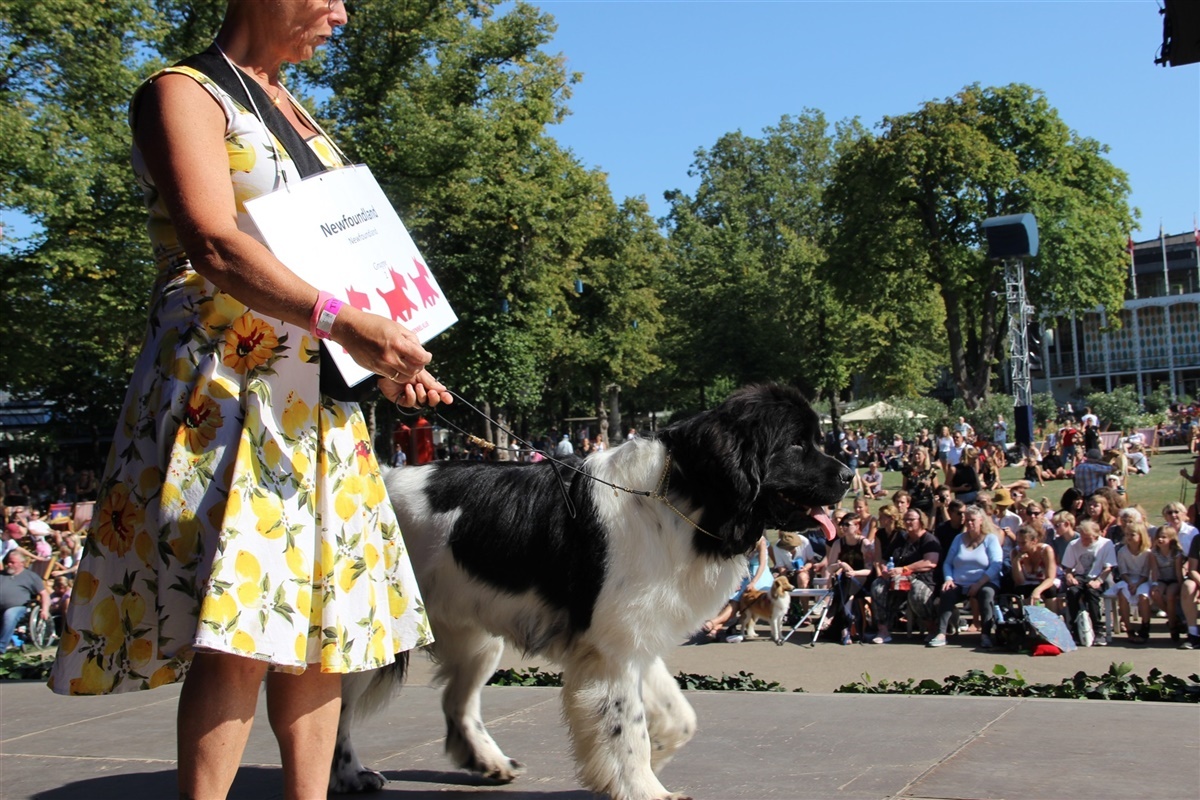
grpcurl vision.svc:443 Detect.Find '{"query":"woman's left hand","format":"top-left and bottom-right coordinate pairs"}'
top-left (378, 369), bottom-right (452, 408)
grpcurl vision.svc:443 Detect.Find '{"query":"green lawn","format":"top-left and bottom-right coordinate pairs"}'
top-left (852, 446), bottom-right (1197, 525)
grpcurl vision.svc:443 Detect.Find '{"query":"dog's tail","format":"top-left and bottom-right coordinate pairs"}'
top-left (342, 651), bottom-right (409, 723)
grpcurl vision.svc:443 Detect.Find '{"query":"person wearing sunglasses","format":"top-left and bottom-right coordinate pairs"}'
top-left (868, 509), bottom-right (940, 644)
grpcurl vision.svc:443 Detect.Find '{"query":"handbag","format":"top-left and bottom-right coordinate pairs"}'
top-left (178, 50), bottom-right (374, 402)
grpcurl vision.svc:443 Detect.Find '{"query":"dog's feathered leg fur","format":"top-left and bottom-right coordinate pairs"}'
top-left (641, 657), bottom-right (696, 772)
top-left (561, 647), bottom-right (692, 800)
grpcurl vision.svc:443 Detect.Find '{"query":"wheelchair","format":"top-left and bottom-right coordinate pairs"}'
top-left (10, 601), bottom-right (58, 651)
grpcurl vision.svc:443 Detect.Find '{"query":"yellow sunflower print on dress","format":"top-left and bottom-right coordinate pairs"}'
top-left (49, 66), bottom-right (432, 696)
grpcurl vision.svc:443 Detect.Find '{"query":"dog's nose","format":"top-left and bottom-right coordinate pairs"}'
top-left (837, 466), bottom-right (855, 486)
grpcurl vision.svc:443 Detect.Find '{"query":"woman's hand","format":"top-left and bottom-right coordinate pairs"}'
top-left (378, 369), bottom-right (451, 408)
top-left (942, 579), bottom-right (955, 593)
top-left (333, 307), bottom-right (432, 385)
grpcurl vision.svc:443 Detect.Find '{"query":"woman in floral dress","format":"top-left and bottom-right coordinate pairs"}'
top-left (48, 2), bottom-right (448, 797)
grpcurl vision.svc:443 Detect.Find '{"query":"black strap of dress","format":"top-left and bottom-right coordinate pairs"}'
top-left (178, 49), bottom-right (328, 180)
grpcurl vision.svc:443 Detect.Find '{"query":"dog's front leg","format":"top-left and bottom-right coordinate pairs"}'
top-left (641, 656), bottom-right (697, 772)
top-left (561, 649), bottom-right (692, 800)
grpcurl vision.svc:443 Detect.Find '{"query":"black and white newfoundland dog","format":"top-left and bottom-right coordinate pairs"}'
top-left (333, 384), bottom-right (852, 800)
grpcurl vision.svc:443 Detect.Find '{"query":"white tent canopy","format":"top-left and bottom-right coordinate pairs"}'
top-left (840, 401), bottom-right (927, 423)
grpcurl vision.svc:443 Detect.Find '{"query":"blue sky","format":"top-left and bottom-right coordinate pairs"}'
top-left (537, 0), bottom-right (1199, 239)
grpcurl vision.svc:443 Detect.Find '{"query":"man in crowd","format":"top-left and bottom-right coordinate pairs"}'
top-left (0, 551), bottom-right (51, 651)
top-left (1073, 448), bottom-right (1114, 496)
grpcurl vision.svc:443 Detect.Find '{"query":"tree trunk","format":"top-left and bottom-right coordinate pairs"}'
top-left (606, 384), bottom-right (620, 447)
top-left (481, 399), bottom-right (494, 446)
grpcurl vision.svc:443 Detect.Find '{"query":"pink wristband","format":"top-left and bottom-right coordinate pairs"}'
top-left (310, 291), bottom-right (343, 340)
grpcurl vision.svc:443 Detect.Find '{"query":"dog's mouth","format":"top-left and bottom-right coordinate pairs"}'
top-left (770, 485), bottom-right (846, 517)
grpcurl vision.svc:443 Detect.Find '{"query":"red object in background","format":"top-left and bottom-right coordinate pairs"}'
top-left (413, 417), bottom-right (434, 464)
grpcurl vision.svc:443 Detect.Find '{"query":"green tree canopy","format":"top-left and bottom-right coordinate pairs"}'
top-left (662, 112), bottom-right (866, 412)
top-left (825, 83), bottom-right (1136, 409)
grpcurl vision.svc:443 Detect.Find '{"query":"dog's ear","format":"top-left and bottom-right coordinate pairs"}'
top-left (658, 394), bottom-right (770, 552)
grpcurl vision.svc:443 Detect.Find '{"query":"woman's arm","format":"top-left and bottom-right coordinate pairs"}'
top-left (750, 537), bottom-right (769, 584)
top-left (981, 534), bottom-right (1004, 586)
top-left (135, 74), bottom-right (446, 404)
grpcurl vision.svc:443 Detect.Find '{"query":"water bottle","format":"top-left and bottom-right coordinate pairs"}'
top-left (886, 557), bottom-right (895, 572)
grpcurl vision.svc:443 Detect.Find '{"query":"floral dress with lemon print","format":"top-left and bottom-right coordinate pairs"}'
top-left (49, 66), bottom-right (432, 696)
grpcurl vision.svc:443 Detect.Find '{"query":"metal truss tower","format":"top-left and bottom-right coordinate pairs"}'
top-left (1004, 259), bottom-right (1033, 408)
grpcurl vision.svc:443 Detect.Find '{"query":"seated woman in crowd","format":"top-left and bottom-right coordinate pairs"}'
top-left (869, 508), bottom-right (941, 644)
top-left (947, 446), bottom-right (981, 505)
top-left (1059, 487), bottom-right (1086, 518)
top-left (978, 444), bottom-right (1005, 492)
top-left (851, 496), bottom-right (877, 544)
top-left (1017, 499), bottom-right (1053, 540)
top-left (1148, 525), bottom-right (1184, 643)
top-left (821, 512), bottom-right (875, 645)
top-left (700, 534), bottom-right (772, 640)
top-left (1096, 484), bottom-right (1127, 513)
top-left (1012, 525), bottom-right (1060, 612)
top-left (1112, 518), bottom-right (1153, 644)
top-left (873, 504), bottom-right (903, 568)
top-left (1121, 429), bottom-right (1151, 474)
top-left (902, 447), bottom-right (938, 518)
top-left (928, 506), bottom-right (1003, 648)
top-left (1083, 493), bottom-right (1119, 540)
top-left (1161, 502), bottom-right (1198, 556)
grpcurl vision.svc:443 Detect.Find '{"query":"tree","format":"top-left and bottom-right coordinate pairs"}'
top-left (320, 0), bottom-right (634, 437)
top-left (0, 0), bottom-right (168, 445)
top-left (662, 112), bottom-right (864, 413)
top-left (825, 83), bottom-right (1136, 409)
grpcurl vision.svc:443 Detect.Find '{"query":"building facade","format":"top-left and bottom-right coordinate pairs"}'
top-left (1034, 230), bottom-right (1200, 403)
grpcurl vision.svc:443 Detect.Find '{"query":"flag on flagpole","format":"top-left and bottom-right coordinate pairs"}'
top-left (1193, 214), bottom-right (1198, 248)
top-left (1127, 235), bottom-right (1134, 254)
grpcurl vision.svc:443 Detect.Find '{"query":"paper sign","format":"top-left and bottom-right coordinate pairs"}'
top-left (245, 165), bottom-right (457, 386)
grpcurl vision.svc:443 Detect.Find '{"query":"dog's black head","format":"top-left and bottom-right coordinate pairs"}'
top-left (657, 384), bottom-right (852, 558)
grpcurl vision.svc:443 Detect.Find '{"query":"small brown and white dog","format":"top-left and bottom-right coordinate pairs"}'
top-left (737, 574), bottom-right (795, 644)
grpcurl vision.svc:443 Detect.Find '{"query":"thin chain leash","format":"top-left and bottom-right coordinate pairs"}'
top-left (393, 389), bottom-right (722, 540)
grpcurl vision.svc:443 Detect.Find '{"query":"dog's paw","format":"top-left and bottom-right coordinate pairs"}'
top-left (471, 756), bottom-right (524, 784)
top-left (328, 767), bottom-right (387, 793)
top-left (773, 638), bottom-right (785, 646)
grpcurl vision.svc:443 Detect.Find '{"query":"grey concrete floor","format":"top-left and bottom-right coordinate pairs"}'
top-left (3, 635), bottom-right (1198, 800)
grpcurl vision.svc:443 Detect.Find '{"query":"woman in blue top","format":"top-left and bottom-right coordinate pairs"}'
top-left (928, 506), bottom-right (1003, 648)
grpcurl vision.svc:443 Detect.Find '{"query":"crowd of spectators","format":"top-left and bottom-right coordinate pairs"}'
top-left (2, 463), bottom-right (95, 651)
top-left (709, 410), bottom-right (1200, 652)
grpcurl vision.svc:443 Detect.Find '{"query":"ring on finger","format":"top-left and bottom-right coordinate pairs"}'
top-left (389, 370), bottom-right (401, 382)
